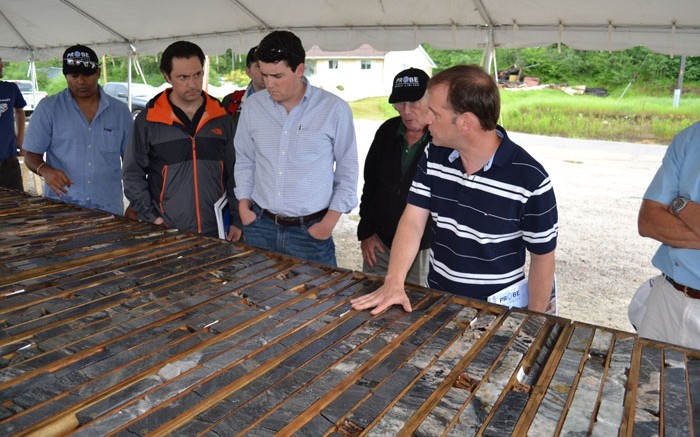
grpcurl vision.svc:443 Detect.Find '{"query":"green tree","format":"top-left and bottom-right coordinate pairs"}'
top-left (422, 44), bottom-right (482, 73)
top-left (423, 43), bottom-right (700, 92)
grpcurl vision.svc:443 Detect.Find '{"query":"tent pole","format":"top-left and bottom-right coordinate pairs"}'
top-left (481, 27), bottom-right (503, 126)
top-left (102, 55), bottom-right (107, 84)
top-left (127, 52), bottom-right (133, 112)
top-left (29, 54), bottom-right (38, 106)
top-left (133, 57), bottom-right (147, 84)
top-left (482, 27), bottom-right (498, 80)
top-left (673, 55), bottom-right (686, 108)
top-left (492, 46), bottom-right (498, 82)
top-left (203, 55), bottom-right (210, 93)
top-left (483, 43), bottom-right (492, 73)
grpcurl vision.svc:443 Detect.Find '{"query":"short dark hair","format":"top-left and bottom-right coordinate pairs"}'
top-left (246, 46), bottom-right (259, 68)
top-left (256, 31), bottom-right (305, 72)
top-left (428, 65), bottom-right (500, 131)
top-left (160, 41), bottom-right (206, 75)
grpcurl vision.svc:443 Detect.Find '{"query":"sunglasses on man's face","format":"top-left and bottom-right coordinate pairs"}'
top-left (257, 47), bottom-right (287, 57)
top-left (393, 101), bottom-right (423, 111)
top-left (65, 58), bottom-right (98, 69)
top-left (258, 46), bottom-right (305, 59)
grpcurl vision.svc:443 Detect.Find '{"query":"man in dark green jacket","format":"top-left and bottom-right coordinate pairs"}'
top-left (357, 68), bottom-right (432, 286)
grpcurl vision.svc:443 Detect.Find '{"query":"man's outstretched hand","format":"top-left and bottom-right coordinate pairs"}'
top-left (350, 281), bottom-right (412, 315)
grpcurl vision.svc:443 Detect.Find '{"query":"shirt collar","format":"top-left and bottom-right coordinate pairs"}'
top-left (490, 126), bottom-right (514, 169)
top-left (447, 125), bottom-right (509, 172)
top-left (245, 82), bottom-right (256, 98)
top-left (397, 120), bottom-right (429, 145)
top-left (448, 149), bottom-right (460, 163)
top-left (300, 76), bottom-right (311, 102)
top-left (265, 75), bottom-right (311, 109)
top-left (67, 85), bottom-right (109, 119)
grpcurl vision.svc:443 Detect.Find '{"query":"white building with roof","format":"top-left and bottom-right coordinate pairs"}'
top-left (304, 44), bottom-right (436, 101)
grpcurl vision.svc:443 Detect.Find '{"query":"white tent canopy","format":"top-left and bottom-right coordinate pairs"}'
top-left (2, 0), bottom-right (700, 62)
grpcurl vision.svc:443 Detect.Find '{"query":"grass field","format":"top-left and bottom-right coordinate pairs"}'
top-left (349, 87), bottom-right (700, 144)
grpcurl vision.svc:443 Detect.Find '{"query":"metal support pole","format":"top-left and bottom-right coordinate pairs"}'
top-left (127, 52), bottom-right (133, 112)
top-left (673, 55), bottom-right (686, 108)
top-left (29, 57), bottom-right (38, 106)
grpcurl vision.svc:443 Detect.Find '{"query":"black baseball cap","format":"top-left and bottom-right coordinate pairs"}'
top-left (62, 44), bottom-right (99, 76)
top-left (389, 68), bottom-right (429, 103)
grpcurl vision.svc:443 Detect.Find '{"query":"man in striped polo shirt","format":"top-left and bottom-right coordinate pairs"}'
top-left (352, 65), bottom-right (558, 315)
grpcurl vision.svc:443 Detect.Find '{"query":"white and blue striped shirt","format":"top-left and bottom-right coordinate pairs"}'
top-left (234, 78), bottom-right (358, 217)
top-left (408, 126), bottom-right (558, 299)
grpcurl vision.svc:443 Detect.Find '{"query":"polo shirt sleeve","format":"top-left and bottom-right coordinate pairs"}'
top-left (13, 84), bottom-right (27, 109)
top-left (522, 175), bottom-right (558, 255)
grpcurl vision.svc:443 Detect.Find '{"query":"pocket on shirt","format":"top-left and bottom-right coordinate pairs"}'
top-left (295, 131), bottom-right (332, 164)
top-left (96, 128), bottom-right (124, 156)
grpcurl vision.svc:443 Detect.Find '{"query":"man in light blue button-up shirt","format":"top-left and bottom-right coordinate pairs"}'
top-left (636, 122), bottom-right (700, 349)
top-left (23, 44), bottom-right (131, 215)
top-left (235, 31), bottom-right (358, 266)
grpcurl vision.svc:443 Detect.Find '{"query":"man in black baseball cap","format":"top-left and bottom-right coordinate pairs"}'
top-left (357, 67), bottom-right (432, 287)
top-left (62, 44), bottom-right (100, 76)
top-left (388, 67), bottom-right (429, 104)
top-left (23, 43), bottom-right (132, 215)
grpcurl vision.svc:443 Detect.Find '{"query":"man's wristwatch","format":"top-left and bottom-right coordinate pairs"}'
top-left (670, 196), bottom-right (689, 216)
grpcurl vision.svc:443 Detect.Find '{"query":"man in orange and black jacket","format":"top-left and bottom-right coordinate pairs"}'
top-left (123, 41), bottom-right (241, 240)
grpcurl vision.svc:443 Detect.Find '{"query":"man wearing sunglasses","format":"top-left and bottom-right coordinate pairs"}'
top-left (358, 68), bottom-right (432, 286)
top-left (23, 44), bottom-right (132, 215)
top-left (234, 31), bottom-right (358, 266)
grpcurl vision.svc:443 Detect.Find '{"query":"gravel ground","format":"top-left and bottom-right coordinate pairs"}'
top-left (334, 119), bottom-right (666, 332)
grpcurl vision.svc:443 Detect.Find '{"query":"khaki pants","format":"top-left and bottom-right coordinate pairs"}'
top-left (362, 238), bottom-right (430, 287)
top-left (637, 275), bottom-right (700, 350)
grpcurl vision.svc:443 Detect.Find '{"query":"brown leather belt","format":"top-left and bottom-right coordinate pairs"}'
top-left (262, 208), bottom-right (327, 227)
top-left (665, 275), bottom-right (700, 299)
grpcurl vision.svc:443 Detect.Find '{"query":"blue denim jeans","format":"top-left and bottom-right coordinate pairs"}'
top-left (243, 204), bottom-right (337, 266)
